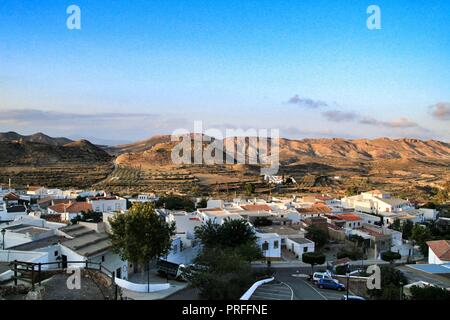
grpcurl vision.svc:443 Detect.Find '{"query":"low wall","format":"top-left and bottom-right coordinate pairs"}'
top-left (240, 277), bottom-right (274, 300)
top-left (115, 277), bottom-right (170, 293)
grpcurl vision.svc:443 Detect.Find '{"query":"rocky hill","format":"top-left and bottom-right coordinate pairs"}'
top-left (0, 131), bottom-right (73, 146)
top-left (116, 135), bottom-right (450, 166)
top-left (1, 131), bottom-right (448, 196)
top-left (0, 136), bottom-right (113, 188)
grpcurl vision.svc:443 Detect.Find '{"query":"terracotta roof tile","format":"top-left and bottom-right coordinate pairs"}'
top-left (427, 240), bottom-right (450, 261)
top-left (241, 204), bottom-right (272, 212)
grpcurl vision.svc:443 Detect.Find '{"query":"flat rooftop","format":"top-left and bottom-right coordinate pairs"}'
top-left (10, 235), bottom-right (68, 251)
top-left (13, 226), bottom-right (50, 236)
top-left (257, 225), bottom-right (303, 236)
top-left (287, 237), bottom-right (314, 245)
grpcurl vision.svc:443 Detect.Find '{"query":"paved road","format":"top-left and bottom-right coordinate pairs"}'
top-left (273, 268), bottom-right (347, 300)
top-left (250, 280), bottom-right (293, 300)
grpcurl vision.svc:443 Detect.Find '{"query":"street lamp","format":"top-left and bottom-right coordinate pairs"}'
top-left (1, 229), bottom-right (6, 250)
top-left (345, 263), bottom-right (351, 300)
top-left (399, 281), bottom-right (404, 300)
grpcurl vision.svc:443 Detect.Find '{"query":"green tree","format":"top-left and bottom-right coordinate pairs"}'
top-left (253, 217), bottom-right (273, 227)
top-left (194, 220), bottom-right (221, 248)
top-left (409, 285), bottom-right (450, 300)
top-left (435, 189), bottom-right (449, 204)
top-left (194, 219), bottom-right (261, 261)
top-left (302, 252), bottom-right (326, 276)
top-left (71, 210), bottom-right (103, 224)
top-left (108, 203), bottom-right (175, 288)
top-left (401, 220), bottom-right (414, 239)
top-left (187, 219), bottom-right (263, 299)
top-left (368, 265), bottom-right (408, 300)
top-left (217, 219), bottom-right (258, 248)
top-left (244, 183), bottom-right (255, 196)
top-left (184, 247), bottom-right (256, 300)
top-left (305, 225), bottom-right (329, 248)
top-left (411, 224), bottom-right (432, 256)
top-left (156, 196), bottom-right (196, 211)
top-left (345, 186), bottom-right (359, 196)
top-left (390, 219), bottom-right (401, 232)
top-left (381, 251), bottom-right (402, 264)
top-left (197, 198), bottom-right (208, 209)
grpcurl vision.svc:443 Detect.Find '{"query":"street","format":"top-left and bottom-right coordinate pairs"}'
top-left (272, 268), bottom-right (347, 300)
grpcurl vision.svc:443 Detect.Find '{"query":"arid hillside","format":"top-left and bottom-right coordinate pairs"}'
top-left (106, 135), bottom-right (450, 198)
top-left (0, 131), bottom-right (73, 146)
top-left (0, 131), bottom-right (448, 199)
top-left (0, 138), bottom-right (113, 188)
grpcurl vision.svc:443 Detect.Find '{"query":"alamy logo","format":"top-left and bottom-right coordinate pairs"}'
top-left (171, 121), bottom-right (280, 175)
top-left (66, 267), bottom-right (81, 290)
top-left (66, 5), bottom-right (81, 30)
top-left (367, 5), bottom-right (382, 30)
top-left (366, 264), bottom-right (381, 290)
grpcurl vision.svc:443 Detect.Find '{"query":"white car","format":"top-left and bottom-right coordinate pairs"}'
top-left (312, 271), bottom-right (332, 284)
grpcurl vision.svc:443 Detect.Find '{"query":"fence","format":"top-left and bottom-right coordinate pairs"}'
top-left (9, 260), bottom-right (115, 293)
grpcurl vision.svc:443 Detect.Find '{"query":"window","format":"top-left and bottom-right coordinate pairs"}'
top-left (262, 241), bottom-right (269, 251)
top-left (303, 247), bottom-right (308, 253)
top-left (173, 244), bottom-right (178, 254)
top-left (274, 241), bottom-right (279, 249)
top-left (101, 255), bottom-right (105, 262)
top-left (54, 251), bottom-right (58, 257)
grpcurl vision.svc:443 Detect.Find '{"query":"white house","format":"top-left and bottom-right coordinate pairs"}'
top-left (87, 196), bottom-right (127, 213)
top-left (353, 211), bottom-right (382, 225)
top-left (342, 190), bottom-right (414, 215)
top-left (0, 200), bottom-right (8, 220)
top-left (59, 222), bottom-right (129, 279)
top-left (206, 199), bottom-right (224, 209)
top-left (256, 231), bottom-right (281, 259)
top-left (48, 201), bottom-right (93, 222)
top-left (1, 205), bottom-right (28, 222)
top-left (166, 211), bottom-right (203, 247)
top-left (197, 208), bottom-right (243, 225)
top-left (427, 240), bottom-right (450, 264)
top-left (129, 193), bottom-right (159, 204)
top-left (285, 237), bottom-right (315, 260)
top-left (27, 186), bottom-right (48, 197)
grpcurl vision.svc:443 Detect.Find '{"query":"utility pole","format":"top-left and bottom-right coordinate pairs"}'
top-left (346, 263), bottom-right (350, 300)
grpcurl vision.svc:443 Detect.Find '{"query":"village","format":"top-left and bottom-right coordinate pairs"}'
top-left (0, 182), bottom-right (449, 300)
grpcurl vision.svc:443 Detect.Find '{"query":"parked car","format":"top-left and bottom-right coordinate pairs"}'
top-left (312, 271), bottom-right (332, 284)
top-left (317, 278), bottom-right (345, 291)
top-left (341, 295), bottom-right (366, 301)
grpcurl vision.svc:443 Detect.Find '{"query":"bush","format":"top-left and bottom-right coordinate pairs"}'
top-left (305, 225), bottom-right (329, 248)
top-left (381, 251), bottom-right (401, 263)
top-left (337, 249), bottom-right (364, 261)
top-left (409, 285), bottom-right (450, 300)
top-left (155, 196), bottom-right (196, 212)
top-left (368, 265), bottom-right (408, 300)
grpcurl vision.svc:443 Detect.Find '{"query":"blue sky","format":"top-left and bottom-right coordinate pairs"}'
top-left (0, 0), bottom-right (449, 143)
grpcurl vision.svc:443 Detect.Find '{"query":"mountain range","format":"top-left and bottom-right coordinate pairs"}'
top-left (0, 131), bottom-right (448, 194)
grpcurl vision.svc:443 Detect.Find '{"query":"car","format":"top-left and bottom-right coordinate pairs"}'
top-left (317, 278), bottom-right (345, 291)
top-left (312, 271), bottom-right (332, 284)
top-left (341, 295), bottom-right (366, 301)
